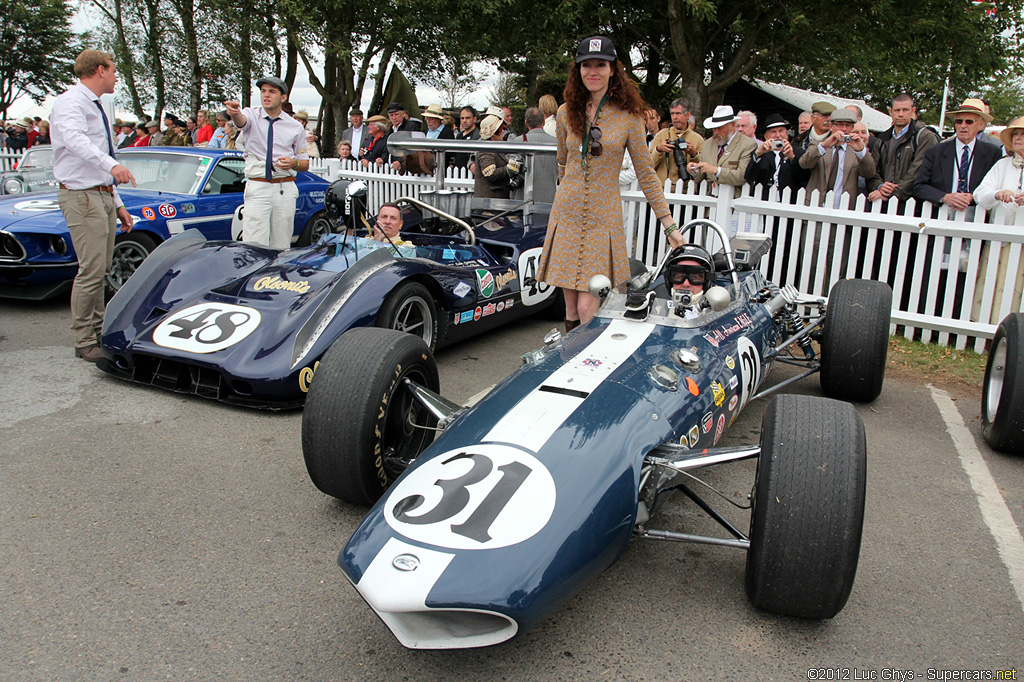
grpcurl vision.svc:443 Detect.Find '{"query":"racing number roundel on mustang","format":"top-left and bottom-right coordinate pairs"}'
top-left (152, 302), bottom-right (262, 354)
top-left (383, 443), bottom-right (556, 551)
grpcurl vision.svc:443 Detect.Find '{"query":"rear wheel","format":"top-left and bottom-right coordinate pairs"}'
top-left (377, 281), bottom-right (438, 351)
top-left (982, 313), bottom-right (1024, 453)
top-left (106, 232), bottom-right (157, 295)
top-left (302, 327), bottom-right (439, 505)
top-left (746, 394), bottom-right (866, 620)
top-left (296, 210), bottom-right (335, 246)
top-left (820, 279), bottom-right (892, 402)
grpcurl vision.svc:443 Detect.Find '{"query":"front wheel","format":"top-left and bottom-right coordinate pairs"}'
top-left (745, 394), bottom-right (866, 620)
top-left (820, 279), bottom-right (892, 402)
top-left (377, 281), bottom-right (438, 351)
top-left (106, 232), bottom-right (157, 295)
top-left (302, 327), bottom-right (439, 505)
top-left (982, 313), bottom-right (1024, 453)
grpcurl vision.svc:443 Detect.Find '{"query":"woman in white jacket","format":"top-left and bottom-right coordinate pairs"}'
top-left (973, 117), bottom-right (1024, 323)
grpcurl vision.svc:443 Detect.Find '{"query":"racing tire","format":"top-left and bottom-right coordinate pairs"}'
top-left (377, 281), bottom-right (439, 351)
top-left (982, 313), bottom-right (1024, 453)
top-left (819, 278), bottom-right (892, 402)
top-left (302, 327), bottom-right (440, 505)
top-left (106, 232), bottom-right (157, 296)
top-left (296, 210), bottom-right (335, 247)
top-left (745, 394), bottom-right (866, 620)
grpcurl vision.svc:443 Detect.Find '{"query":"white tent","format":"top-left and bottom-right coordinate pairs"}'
top-left (749, 78), bottom-right (893, 132)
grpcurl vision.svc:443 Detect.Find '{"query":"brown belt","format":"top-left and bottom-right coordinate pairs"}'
top-left (59, 184), bottom-right (114, 193)
top-left (248, 177), bottom-right (296, 184)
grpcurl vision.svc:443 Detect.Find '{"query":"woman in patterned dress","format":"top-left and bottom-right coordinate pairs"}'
top-left (538, 35), bottom-right (685, 330)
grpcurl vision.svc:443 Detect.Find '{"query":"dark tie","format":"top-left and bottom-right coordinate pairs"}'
top-left (94, 100), bottom-right (116, 158)
top-left (958, 145), bottom-right (970, 192)
top-left (717, 144), bottom-right (725, 160)
top-left (265, 117), bottom-right (279, 181)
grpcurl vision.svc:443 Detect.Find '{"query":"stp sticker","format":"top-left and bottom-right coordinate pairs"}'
top-left (152, 302), bottom-right (261, 353)
top-left (714, 414), bottom-right (726, 445)
top-left (141, 207), bottom-right (156, 221)
top-left (384, 444), bottom-right (556, 550)
top-left (158, 203), bottom-right (177, 218)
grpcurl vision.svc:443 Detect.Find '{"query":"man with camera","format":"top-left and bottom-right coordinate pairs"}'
top-left (650, 98), bottom-right (703, 186)
top-left (744, 114), bottom-right (807, 201)
top-left (799, 108), bottom-right (875, 209)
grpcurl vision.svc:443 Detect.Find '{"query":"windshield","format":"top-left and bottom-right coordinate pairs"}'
top-left (119, 152), bottom-right (212, 194)
top-left (21, 147), bottom-right (53, 168)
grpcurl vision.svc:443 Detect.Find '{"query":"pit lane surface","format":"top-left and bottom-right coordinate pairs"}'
top-left (1, 297), bottom-right (1022, 681)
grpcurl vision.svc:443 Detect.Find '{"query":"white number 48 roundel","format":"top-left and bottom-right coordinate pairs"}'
top-left (152, 302), bottom-right (261, 353)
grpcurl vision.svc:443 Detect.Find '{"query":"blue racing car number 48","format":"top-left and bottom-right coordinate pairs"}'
top-left (152, 302), bottom-right (262, 353)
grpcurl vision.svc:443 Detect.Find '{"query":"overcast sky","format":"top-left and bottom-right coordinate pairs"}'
top-left (8, 9), bottom-right (498, 122)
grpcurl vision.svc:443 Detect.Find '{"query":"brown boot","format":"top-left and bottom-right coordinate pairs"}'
top-left (564, 318), bottom-right (581, 333)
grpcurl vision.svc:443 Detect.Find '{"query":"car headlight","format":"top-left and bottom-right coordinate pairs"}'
top-left (50, 235), bottom-right (68, 255)
top-left (3, 178), bottom-right (24, 194)
top-left (1, 232), bottom-right (25, 259)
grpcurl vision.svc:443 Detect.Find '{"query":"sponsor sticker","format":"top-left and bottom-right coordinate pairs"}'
top-left (702, 411), bottom-right (713, 434)
top-left (443, 248), bottom-right (456, 260)
top-left (476, 269), bottom-right (495, 298)
top-left (497, 301), bottom-right (505, 312)
top-left (688, 425), bottom-right (700, 447)
top-left (729, 374), bottom-right (739, 390)
top-left (711, 381), bottom-right (725, 407)
top-left (252, 275), bottom-right (310, 294)
top-left (494, 268), bottom-right (517, 290)
top-left (384, 444), bottom-right (557, 550)
top-left (728, 394), bottom-right (739, 412)
top-left (181, 203), bottom-right (196, 214)
top-left (473, 306), bottom-right (482, 321)
top-left (714, 414), bottom-right (726, 445)
top-left (482, 302), bottom-right (496, 317)
top-left (453, 281), bottom-right (471, 298)
top-left (725, 355), bottom-right (735, 370)
top-left (703, 312), bottom-right (755, 348)
top-left (459, 310), bottom-right (474, 323)
top-left (141, 207), bottom-right (156, 221)
top-left (505, 299), bottom-right (513, 310)
top-left (582, 357), bottom-right (602, 368)
top-left (158, 203), bottom-right (177, 218)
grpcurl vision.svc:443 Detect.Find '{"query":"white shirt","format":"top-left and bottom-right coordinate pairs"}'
top-left (348, 125), bottom-right (364, 159)
top-left (50, 82), bottom-right (122, 205)
top-left (238, 107), bottom-right (308, 179)
top-left (951, 139), bottom-right (976, 194)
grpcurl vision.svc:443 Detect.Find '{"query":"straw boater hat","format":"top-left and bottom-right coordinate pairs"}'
top-left (366, 115), bottom-right (388, 131)
top-left (479, 105), bottom-right (505, 139)
top-left (947, 98), bottom-right (993, 123)
top-left (703, 105), bottom-right (737, 129)
top-left (422, 103), bottom-right (445, 120)
top-left (1000, 116), bottom-right (1024, 153)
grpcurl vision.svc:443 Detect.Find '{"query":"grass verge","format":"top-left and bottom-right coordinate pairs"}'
top-left (886, 335), bottom-right (987, 392)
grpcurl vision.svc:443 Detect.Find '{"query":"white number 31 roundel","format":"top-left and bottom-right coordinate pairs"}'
top-left (152, 303), bottom-right (261, 353)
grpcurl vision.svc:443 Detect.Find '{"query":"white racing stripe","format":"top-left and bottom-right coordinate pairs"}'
top-left (929, 384), bottom-right (1024, 614)
top-left (484, 319), bottom-right (654, 452)
top-left (165, 214), bottom-right (235, 234)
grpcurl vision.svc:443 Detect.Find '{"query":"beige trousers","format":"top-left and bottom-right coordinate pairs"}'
top-left (57, 188), bottom-right (117, 348)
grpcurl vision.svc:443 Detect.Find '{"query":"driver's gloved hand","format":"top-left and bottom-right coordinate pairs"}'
top-left (623, 289), bottom-right (655, 320)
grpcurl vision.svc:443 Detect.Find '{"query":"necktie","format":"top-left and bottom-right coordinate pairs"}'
top-left (717, 143), bottom-right (726, 160)
top-left (94, 100), bottom-right (115, 158)
top-left (958, 145), bottom-right (970, 192)
top-left (832, 146), bottom-right (846, 209)
top-left (265, 116), bottom-right (279, 181)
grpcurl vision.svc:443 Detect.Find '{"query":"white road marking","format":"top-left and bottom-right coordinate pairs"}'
top-left (929, 384), bottom-right (1024, 614)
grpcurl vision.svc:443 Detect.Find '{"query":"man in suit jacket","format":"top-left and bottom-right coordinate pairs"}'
top-left (340, 108), bottom-right (365, 160)
top-left (687, 105), bottom-right (757, 198)
top-left (913, 98), bottom-right (1002, 218)
top-left (798, 108), bottom-right (876, 208)
top-left (513, 106), bottom-right (557, 203)
top-left (744, 113), bottom-right (807, 201)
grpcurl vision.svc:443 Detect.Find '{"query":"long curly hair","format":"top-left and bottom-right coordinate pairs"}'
top-left (562, 58), bottom-right (647, 138)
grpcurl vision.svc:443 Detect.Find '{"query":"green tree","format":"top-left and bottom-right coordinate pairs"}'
top-left (0, 0), bottom-right (78, 118)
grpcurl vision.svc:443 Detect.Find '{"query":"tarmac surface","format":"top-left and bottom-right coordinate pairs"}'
top-left (1, 295), bottom-right (1022, 681)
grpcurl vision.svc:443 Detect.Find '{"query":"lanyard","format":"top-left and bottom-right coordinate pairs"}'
top-left (580, 93), bottom-right (608, 170)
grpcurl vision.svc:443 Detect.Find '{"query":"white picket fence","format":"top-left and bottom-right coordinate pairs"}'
top-left (309, 159), bottom-right (1023, 353)
top-left (1, 150), bottom-right (20, 171)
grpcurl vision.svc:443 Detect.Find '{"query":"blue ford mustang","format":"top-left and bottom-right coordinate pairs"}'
top-left (0, 147), bottom-right (330, 300)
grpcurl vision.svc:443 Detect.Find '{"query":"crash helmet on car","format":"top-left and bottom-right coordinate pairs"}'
top-left (323, 179), bottom-right (368, 231)
top-left (664, 244), bottom-right (715, 293)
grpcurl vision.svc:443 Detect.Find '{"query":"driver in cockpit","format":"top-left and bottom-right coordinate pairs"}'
top-left (665, 244), bottom-right (714, 319)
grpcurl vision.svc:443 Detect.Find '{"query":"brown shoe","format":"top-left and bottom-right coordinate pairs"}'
top-left (75, 344), bottom-right (103, 363)
top-left (564, 318), bottom-right (581, 333)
